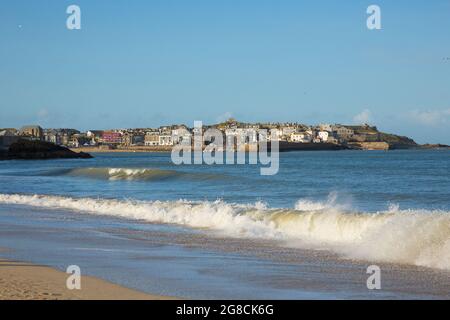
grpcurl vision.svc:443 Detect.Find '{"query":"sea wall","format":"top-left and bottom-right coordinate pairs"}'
top-left (73, 143), bottom-right (349, 153)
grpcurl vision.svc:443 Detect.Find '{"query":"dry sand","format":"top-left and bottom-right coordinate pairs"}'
top-left (0, 259), bottom-right (173, 300)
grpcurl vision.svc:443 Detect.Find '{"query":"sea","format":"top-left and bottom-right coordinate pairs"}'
top-left (0, 150), bottom-right (449, 299)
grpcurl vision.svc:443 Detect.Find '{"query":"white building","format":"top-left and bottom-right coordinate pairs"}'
top-left (317, 131), bottom-right (329, 142)
top-left (331, 125), bottom-right (354, 138)
top-left (159, 135), bottom-right (173, 146)
top-left (268, 128), bottom-right (282, 141)
top-left (281, 126), bottom-right (296, 136)
top-left (144, 133), bottom-right (159, 146)
top-left (290, 132), bottom-right (312, 143)
top-left (224, 128), bottom-right (257, 145)
top-left (172, 128), bottom-right (192, 145)
top-left (19, 125), bottom-right (43, 140)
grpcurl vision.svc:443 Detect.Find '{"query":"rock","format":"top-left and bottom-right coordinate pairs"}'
top-left (347, 142), bottom-right (389, 150)
top-left (376, 132), bottom-right (418, 149)
top-left (0, 139), bottom-right (93, 160)
top-left (420, 144), bottom-right (450, 149)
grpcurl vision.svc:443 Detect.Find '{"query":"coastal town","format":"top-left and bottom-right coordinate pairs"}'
top-left (0, 118), bottom-right (426, 153)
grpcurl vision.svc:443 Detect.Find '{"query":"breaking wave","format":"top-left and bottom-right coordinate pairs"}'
top-left (0, 193), bottom-right (449, 270)
top-left (43, 167), bottom-right (224, 181)
top-left (65, 167), bottom-right (179, 181)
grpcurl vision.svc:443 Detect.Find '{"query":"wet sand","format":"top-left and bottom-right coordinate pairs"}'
top-left (0, 259), bottom-right (173, 300)
top-left (1, 204), bottom-right (449, 300)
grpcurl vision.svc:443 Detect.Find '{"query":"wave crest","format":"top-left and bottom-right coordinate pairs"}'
top-left (0, 193), bottom-right (449, 270)
top-left (65, 167), bottom-right (178, 181)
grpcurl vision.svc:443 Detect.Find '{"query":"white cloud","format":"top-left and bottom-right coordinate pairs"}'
top-left (216, 111), bottom-right (233, 123)
top-left (409, 109), bottom-right (450, 126)
top-left (353, 109), bottom-right (371, 124)
top-left (37, 108), bottom-right (49, 118)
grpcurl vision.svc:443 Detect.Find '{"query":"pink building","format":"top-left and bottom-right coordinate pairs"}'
top-left (101, 131), bottom-right (122, 144)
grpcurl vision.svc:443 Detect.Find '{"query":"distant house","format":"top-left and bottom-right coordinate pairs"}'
top-left (85, 130), bottom-right (103, 145)
top-left (69, 136), bottom-right (80, 148)
top-left (327, 136), bottom-right (339, 144)
top-left (131, 134), bottom-right (145, 146)
top-left (159, 135), bottom-right (173, 146)
top-left (224, 128), bottom-right (257, 145)
top-left (281, 126), bottom-right (296, 136)
top-left (0, 130), bottom-right (20, 151)
top-left (158, 126), bottom-right (172, 136)
top-left (43, 129), bottom-right (60, 145)
top-left (331, 125), bottom-right (354, 140)
top-left (290, 132), bottom-right (312, 143)
top-left (317, 131), bottom-right (329, 142)
top-left (268, 128), bottom-right (282, 141)
top-left (0, 128), bottom-right (17, 135)
top-left (86, 130), bottom-right (103, 138)
top-left (145, 133), bottom-right (159, 146)
top-left (19, 125), bottom-right (43, 140)
top-left (101, 131), bottom-right (122, 144)
top-left (86, 130), bottom-right (104, 143)
top-left (121, 132), bottom-right (133, 147)
top-left (171, 127), bottom-right (192, 145)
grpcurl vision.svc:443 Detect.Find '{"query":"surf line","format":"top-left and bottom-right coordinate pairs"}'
top-left (171, 121), bottom-right (280, 176)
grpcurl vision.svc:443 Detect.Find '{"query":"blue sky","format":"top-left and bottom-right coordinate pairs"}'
top-left (1, 0), bottom-right (449, 143)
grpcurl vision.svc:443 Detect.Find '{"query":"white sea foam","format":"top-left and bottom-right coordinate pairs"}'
top-left (66, 167), bottom-right (178, 181)
top-left (0, 193), bottom-right (449, 270)
top-left (294, 191), bottom-right (346, 211)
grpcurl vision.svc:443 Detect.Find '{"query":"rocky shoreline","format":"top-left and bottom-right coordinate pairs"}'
top-left (0, 140), bottom-right (93, 160)
top-left (420, 143), bottom-right (450, 149)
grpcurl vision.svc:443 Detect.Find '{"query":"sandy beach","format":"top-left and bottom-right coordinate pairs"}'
top-left (0, 259), bottom-right (172, 300)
